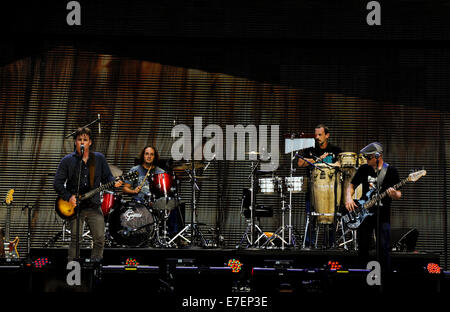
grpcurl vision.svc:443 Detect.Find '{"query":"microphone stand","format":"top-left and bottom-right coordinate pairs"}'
top-left (375, 157), bottom-right (382, 292)
top-left (75, 148), bottom-right (84, 260)
top-left (65, 117), bottom-right (101, 139)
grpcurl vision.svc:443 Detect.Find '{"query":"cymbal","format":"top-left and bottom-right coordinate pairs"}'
top-left (109, 164), bottom-right (123, 177)
top-left (172, 161), bottom-right (206, 170)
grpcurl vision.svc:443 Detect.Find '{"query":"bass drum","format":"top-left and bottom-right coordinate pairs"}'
top-left (108, 200), bottom-right (156, 247)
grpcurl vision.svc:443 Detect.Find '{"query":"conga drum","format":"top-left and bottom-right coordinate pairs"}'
top-left (311, 164), bottom-right (339, 224)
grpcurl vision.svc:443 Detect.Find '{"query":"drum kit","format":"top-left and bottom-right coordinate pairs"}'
top-left (100, 160), bottom-right (212, 248)
top-left (100, 170), bottom-right (180, 248)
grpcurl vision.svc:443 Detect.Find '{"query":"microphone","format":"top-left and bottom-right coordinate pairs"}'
top-left (98, 114), bottom-right (101, 134)
top-left (374, 152), bottom-right (380, 159)
top-left (80, 144), bottom-right (85, 155)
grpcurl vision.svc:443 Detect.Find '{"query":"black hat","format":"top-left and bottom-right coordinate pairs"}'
top-left (360, 142), bottom-right (383, 155)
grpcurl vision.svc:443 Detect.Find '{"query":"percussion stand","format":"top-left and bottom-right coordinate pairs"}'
top-left (168, 165), bottom-right (207, 247)
top-left (264, 150), bottom-right (298, 249)
top-left (298, 155), bottom-right (324, 249)
top-left (236, 160), bottom-right (262, 248)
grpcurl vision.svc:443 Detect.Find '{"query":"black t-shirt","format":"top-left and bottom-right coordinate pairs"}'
top-left (351, 164), bottom-right (400, 223)
top-left (301, 143), bottom-right (342, 164)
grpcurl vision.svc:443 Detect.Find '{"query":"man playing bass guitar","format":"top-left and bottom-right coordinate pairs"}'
top-left (344, 142), bottom-right (401, 276)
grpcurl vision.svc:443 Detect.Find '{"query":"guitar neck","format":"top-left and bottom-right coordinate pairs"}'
top-left (364, 178), bottom-right (408, 210)
top-left (4, 205), bottom-right (11, 241)
top-left (80, 180), bottom-right (116, 201)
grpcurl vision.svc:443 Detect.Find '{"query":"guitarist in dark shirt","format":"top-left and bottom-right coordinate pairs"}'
top-left (54, 127), bottom-right (123, 262)
top-left (345, 142), bottom-right (401, 275)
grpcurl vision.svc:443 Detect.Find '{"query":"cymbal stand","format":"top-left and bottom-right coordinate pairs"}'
top-left (260, 183), bottom-right (289, 249)
top-left (168, 165), bottom-right (207, 247)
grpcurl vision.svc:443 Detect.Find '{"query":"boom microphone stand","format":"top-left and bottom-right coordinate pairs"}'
top-left (75, 144), bottom-right (84, 260)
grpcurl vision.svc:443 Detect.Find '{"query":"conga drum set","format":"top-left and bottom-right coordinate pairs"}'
top-left (303, 151), bottom-right (367, 249)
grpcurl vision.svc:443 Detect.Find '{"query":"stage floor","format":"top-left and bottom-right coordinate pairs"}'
top-left (0, 247), bottom-right (447, 306)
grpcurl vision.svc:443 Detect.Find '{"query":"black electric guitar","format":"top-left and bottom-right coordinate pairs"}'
top-left (342, 170), bottom-right (426, 229)
top-left (55, 171), bottom-right (138, 219)
top-left (3, 189), bottom-right (20, 259)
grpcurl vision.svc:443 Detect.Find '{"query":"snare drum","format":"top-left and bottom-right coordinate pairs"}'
top-left (338, 152), bottom-right (357, 167)
top-left (285, 176), bottom-right (304, 193)
top-left (258, 177), bottom-right (281, 194)
top-left (311, 164), bottom-right (339, 224)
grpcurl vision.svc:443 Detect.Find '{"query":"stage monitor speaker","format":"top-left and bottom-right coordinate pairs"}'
top-left (391, 228), bottom-right (419, 251)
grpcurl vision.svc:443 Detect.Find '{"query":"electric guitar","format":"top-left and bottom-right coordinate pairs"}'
top-left (3, 189), bottom-right (20, 259)
top-left (55, 171), bottom-right (138, 220)
top-left (342, 170), bottom-right (426, 229)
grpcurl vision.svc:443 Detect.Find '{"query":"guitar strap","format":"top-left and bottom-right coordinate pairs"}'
top-left (377, 162), bottom-right (389, 188)
top-left (88, 152), bottom-right (96, 189)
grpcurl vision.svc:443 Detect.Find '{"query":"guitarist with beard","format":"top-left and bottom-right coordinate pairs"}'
top-left (345, 142), bottom-right (401, 282)
top-left (54, 127), bottom-right (123, 262)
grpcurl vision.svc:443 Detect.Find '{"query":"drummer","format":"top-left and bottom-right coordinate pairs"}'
top-left (297, 124), bottom-right (342, 248)
top-left (123, 145), bottom-right (165, 202)
top-left (123, 145), bottom-right (180, 238)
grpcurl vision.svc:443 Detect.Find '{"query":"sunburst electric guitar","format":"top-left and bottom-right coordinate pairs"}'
top-left (342, 170), bottom-right (426, 229)
top-left (55, 171), bottom-right (138, 220)
top-left (3, 189), bottom-right (20, 259)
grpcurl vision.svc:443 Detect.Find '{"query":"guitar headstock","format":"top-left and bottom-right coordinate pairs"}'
top-left (5, 189), bottom-right (14, 205)
top-left (123, 170), bottom-right (139, 182)
top-left (408, 170), bottom-right (426, 182)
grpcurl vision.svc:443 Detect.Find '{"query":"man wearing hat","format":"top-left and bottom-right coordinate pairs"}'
top-left (345, 142), bottom-right (401, 277)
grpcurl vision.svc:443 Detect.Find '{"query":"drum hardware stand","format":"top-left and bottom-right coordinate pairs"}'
top-left (267, 150), bottom-right (300, 249)
top-left (335, 218), bottom-right (357, 250)
top-left (155, 210), bottom-right (175, 247)
top-left (168, 165), bottom-right (207, 247)
top-left (297, 155), bottom-right (325, 249)
top-left (237, 158), bottom-right (272, 248)
top-left (260, 190), bottom-right (289, 249)
top-left (44, 220), bottom-right (93, 247)
top-left (247, 159), bottom-right (261, 247)
top-left (238, 217), bottom-right (276, 248)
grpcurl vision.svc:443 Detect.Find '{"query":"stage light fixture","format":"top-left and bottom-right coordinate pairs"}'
top-left (426, 263), bottom-right (441, 274)
top-left (125, 258), bottom-right (139, 267)
top-left (227, 259), bottom-right (242, 273)
top-left (32, 257), bottom-right (50, 269)
top-left (327, 260), bottom-right (342, 271)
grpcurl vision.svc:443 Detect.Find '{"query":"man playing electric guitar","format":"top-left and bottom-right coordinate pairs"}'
top-left (54, 127), bottom-right (123, 262)
top-left (345, 142), bottom-right (401, 276)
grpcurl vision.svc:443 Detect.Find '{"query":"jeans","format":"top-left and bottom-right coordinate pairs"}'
top-left (68, 205), bottom-right (105, 261)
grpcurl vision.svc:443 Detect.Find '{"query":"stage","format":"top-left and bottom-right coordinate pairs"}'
top-left (0, 247), bottom-right (446, 299)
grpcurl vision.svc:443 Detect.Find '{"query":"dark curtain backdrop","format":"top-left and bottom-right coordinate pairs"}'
top-left (0, 45), bottom-right (448, 268)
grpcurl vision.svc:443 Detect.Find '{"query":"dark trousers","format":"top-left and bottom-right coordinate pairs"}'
top-left (357, 215), bottom-right (391, 273)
